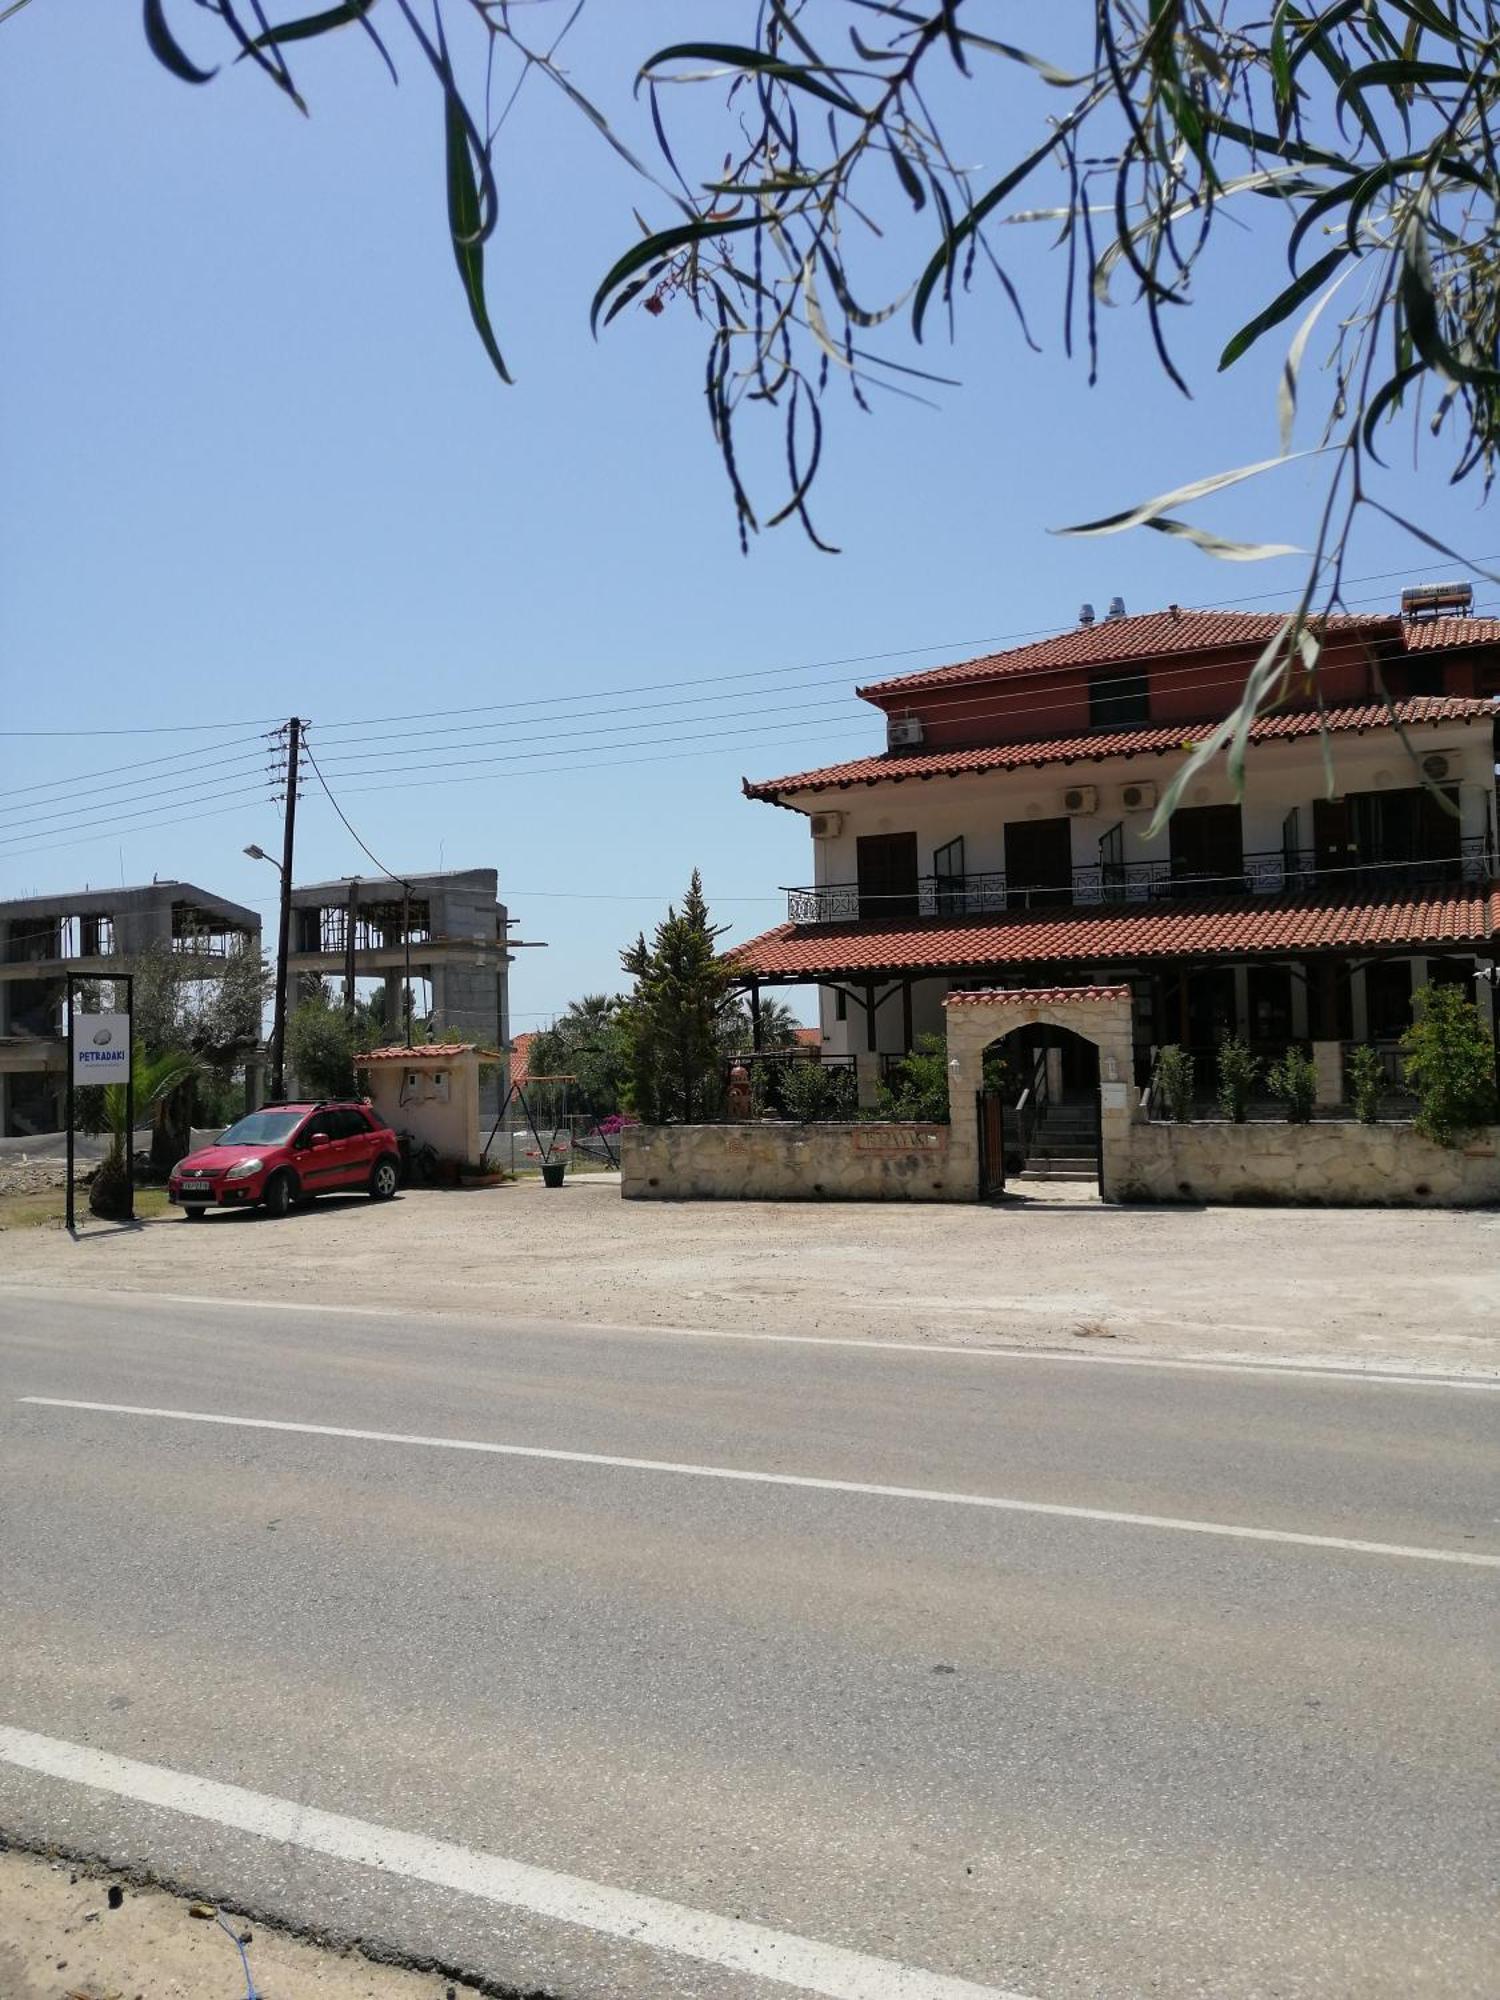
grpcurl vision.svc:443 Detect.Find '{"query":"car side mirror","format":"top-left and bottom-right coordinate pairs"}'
top-left (308, 1133), bottom-right (331, 1150)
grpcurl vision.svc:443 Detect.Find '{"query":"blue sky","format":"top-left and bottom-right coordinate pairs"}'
top-left (3, 4), bottom-right (1497, 1029)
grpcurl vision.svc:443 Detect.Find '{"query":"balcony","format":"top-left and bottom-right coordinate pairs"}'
top-left (784, 839), bottom-right (1498, 924)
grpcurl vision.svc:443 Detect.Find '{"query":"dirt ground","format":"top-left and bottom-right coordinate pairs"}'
top-left (0, 1845), bottom-right (479, 2000)
top-left (0, 1175), bottom-right (1496, 1374)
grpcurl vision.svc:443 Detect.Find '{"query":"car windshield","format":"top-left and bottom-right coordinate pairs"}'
top-left (217, 1111), bottom-right (305, 1147)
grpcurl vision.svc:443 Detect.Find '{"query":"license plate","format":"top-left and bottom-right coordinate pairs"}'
top-left (180, 1180), bottom-right (210, 1196)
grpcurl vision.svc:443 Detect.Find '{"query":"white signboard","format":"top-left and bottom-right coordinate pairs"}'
top-left (73, 1012), bottom-right (131, 1084)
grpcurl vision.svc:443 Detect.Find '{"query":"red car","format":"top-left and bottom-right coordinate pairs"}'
top-left (168, 1101), bottom-right (402, 1220)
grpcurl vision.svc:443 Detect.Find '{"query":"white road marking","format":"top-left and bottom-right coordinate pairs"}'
top-left (1, 1283), bottom-right (1493, 1392)
top-left (0, 1724), bottom-right (1028, 2000)
top-left (18, 1396), bottom-right (1500, 1569)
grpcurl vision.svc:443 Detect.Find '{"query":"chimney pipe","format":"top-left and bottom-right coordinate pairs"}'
top-left (1078, 602), bottom-right (1095, 627)
top-left (1107, 595), bottom-right (1127, 621)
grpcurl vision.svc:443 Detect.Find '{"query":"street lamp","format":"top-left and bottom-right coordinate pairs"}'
top-left (245, 841), bottom-right (292, 1100)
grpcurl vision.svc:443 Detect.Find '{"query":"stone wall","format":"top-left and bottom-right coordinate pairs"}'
top-left (622, 1122), bottom-right (959, 1202)
top-left (1118, 1119), bottom-right (1500, 1207)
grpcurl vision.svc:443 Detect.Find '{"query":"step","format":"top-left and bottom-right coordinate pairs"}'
top-left (1014, 1168), bottom-right (1097, 1184)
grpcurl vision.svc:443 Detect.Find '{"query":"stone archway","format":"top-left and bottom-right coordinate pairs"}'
top-left (943, 986), bottom-right (1137, 1201)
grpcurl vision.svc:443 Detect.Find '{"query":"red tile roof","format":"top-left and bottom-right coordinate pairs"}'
top-left (945, 984), bottom-right (1131, 1007)
top-left (509, 1030), bottom-right (535, 1086)
top-left (359, 1043), bottom-right (482, 1062)
top-left (857, 609), bottom-right (1500, 698)
top-left (731, 889), bottom-right (1500, 980)
top-left (745, 696), bottom-right (1493, 803)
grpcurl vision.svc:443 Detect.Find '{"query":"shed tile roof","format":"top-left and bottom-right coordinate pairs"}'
top-left (359, 1043), bottom-right (482, 1062)
top-left (732, 888), bottom-right (1500, 980)
top-left (945, 984), bottom-right (1131, 1006)
top-left (857, 609), bottom-right (1500, 698)
top-left (745, 696), bottom-right (1493, 803)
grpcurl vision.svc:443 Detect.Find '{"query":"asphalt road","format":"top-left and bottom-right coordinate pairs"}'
top-left (0, 1284), bottom-right (1496, 2000)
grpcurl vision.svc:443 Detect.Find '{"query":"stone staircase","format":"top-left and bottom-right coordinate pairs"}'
top-left (1013, 1102), bottom-right (1098, 1185)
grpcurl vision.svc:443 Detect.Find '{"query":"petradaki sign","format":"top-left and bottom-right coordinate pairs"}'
top-left (71, 1013), bottom-right (131, 1084)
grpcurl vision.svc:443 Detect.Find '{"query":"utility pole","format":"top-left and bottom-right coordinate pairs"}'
top-left (269, 717), bottom-right (301, 1101)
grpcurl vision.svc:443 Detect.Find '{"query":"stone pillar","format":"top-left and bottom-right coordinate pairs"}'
top-left (854, 1051), bottom-right (882, 1111)
top-left (1312, 1040), bottom-right (1343, 1108)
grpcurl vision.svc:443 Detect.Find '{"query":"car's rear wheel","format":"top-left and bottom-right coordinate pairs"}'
top-left (369, 1155), bottom-right (399, 1201)
top-left (262, 1171), bottom-right (294, 1219)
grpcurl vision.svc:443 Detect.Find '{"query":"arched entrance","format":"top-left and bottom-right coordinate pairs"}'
top-left (979, 1021), bottom-right (1102, 1193)
top-left (943, 986), bottom-right (1137, 1203)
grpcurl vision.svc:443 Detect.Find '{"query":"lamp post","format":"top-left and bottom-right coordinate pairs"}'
top-left (245, 841), bottom-right (290, 1101)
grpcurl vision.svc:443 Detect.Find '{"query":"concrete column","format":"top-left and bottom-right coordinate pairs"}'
top-left (1290, 970), bottom-right (1310, 1040)
top-left (854, 1051), bottom-right (882, 1111)
top-left (1232, 963), bottom-right (1251, 1038)
top-left (1350, 966), bottom-right (1369, 1041)
top-left (1312, 1041), bottom-right (1343, 1107)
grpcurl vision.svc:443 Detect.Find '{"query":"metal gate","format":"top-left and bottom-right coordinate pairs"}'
top-left (976, 1089), bottom-right (1006, 1199)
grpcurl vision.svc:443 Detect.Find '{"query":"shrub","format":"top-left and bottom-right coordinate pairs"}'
top-left (1346, 1044), bottom-right (1384, 1125)
top-left (1400, 986), bottom-right (1497, 1147)
top-left (1152, 1044), bottom-right (1195, 1122)
top-left (776, 1058), bottom-right (859, 1122)
top-left (878, 1034), bottom-right (951, 1123)
top-left (1215, 1036), bottom-right (1259, 1124)
top-left (1266, 1044), bottom-right (1317, 1123)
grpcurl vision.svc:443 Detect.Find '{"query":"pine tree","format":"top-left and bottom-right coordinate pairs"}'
top-left (620, 871), bottom-right (735, 1123)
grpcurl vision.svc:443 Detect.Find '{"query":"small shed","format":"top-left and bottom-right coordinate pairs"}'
top-left (358, 1043), bottom-right (492, 1166)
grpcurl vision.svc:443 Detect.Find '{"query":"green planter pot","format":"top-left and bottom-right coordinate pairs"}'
top-left (541, 1161), bottom-right (567, 1189)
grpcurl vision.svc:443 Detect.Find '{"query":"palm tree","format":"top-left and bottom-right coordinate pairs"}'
top-left (90, 1042), bottom-right (202, 1219)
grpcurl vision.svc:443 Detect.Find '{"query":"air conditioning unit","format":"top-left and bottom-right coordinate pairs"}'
top-left (1421, 751), bottom-right (1454, 782)
top-left (886, 713), bottom-right (924, 750)
top-left (1061, 785), bottom-right (1099, 815)
top-left (1120, 780), bottom-right (1158, 813)
top-left (809, 811), bottom-right (843, 840)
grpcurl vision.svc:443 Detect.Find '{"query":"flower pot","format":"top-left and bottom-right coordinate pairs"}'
top-left (541, 1161), bottom-right (566, 1189)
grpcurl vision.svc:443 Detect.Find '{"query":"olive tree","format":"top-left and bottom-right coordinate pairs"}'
top-left (37, 3), bottom-right (1500, 813)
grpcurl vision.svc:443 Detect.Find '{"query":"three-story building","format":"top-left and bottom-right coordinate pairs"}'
top-left (735, 591), bottom-right (1500, 1104)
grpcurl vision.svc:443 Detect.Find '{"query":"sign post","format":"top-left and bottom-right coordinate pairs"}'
top-left (66, 982), bottom-right (133, 1229)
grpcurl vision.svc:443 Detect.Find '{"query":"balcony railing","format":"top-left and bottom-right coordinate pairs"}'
top-left (784, 839), bottom-right (1498, 924)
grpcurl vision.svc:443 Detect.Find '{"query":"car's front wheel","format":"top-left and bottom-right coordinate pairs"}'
top-left (182, 1206), bottom-right (206, 1222)
top-left (369, 1155), bottom-right (400, 1201)
top-left (262, 1171), bottom-right (295, 1219)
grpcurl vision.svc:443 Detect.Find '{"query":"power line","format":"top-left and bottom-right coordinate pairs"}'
top-left (299, 737), bottom-right (408, 886)
top-left (0, 752), bottom-right (278, 835)
top-left (0, 783), bottom-right (278, 856)
top-left (0, 795), bottom-right (286, 869)
top-left (7, 552), bottom-right (1484, 748)
top-left (0, 731), bottom-right (275, 802)
top-left (1, 713), bottom-right (284, 740)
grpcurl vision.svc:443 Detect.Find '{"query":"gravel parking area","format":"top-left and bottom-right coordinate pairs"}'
top-left (1, 1176), bottom-right (1495, 1375)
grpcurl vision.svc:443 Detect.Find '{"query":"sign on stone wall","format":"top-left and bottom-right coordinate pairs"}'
top-left (851, 1126), bottom-right (945, 1152)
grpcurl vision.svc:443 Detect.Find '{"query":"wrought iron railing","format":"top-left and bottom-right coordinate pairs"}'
top-left (784, 838), bottom-right (1497, 924)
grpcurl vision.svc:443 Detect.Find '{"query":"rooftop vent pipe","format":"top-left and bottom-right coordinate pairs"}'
top-left (1078, 602), bottom-right (1095, 627)
top-left (1107, 595), bottom-right (1127, 620)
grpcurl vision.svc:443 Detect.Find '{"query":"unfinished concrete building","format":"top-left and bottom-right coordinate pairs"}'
top-left (0, 882), bottom-right (261, 1136)
top-left (287, 869), bottom-right (534, 1074)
